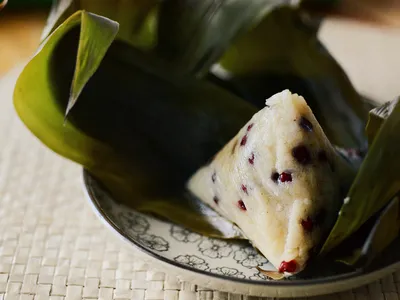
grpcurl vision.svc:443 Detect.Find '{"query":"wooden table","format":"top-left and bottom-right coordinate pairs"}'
top-left (0, 10), bottom-right (47, 76)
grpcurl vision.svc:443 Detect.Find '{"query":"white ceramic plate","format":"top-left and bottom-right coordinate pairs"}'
top-left (82, 170), bottom-right (400, 298)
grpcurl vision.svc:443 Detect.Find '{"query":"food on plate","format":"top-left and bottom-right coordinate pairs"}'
top-left (13, 0), bottom-right (400, 280)
top-left (187, 90), bottom-right (349, 274)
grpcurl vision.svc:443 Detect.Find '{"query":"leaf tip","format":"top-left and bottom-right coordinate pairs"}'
top-left (64, 95), bottom-right (77, 120)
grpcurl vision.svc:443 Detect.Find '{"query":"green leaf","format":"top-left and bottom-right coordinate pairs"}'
top-left (156, 0), bottom-right (295, 75)
top-left (41, 0), bottom-right (160, 51)
top-left (66, 11), bottom-right (119, 114)
top-left (78, 0), bottom-right (160, 50)
top-left (14, 10), bottom-right (116, 169)
top-left (41, 1), bottom-right (299, 77)
top-left (14, 10), bottom-right (259, 239)
top-left (334, 196), bottom-right (400, 267)
top-left (321, 97), bottom-right (400, 253)
top-left (215, 6), bottom-right (369, 149)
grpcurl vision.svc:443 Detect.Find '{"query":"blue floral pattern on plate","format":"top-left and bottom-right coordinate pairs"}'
top-left (84, 173), bottom-right (272, 280)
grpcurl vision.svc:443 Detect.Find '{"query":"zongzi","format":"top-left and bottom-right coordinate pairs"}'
top-left (187, 90), bottom-right (348, 274)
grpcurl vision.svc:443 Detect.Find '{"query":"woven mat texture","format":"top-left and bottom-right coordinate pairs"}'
top-left (1, 67), bottom-right (400, 300)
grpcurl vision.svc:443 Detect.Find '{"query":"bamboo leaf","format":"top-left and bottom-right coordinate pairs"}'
top-left (215, 6), bottom-right (369, 149)
top-left (66, 11), bottom-right (119, 114)
top-left (321, 97), bottom-right (400, 253)
top-left (326, 99), bottom-right (400, 266)
top-left (329, 196), bottom-right (400, 268)
top-left (78, 0), bottom-right (160, 50)
top-left (40, 1), bottom-right (298, 76)
top-left (14, 10), bottom-right (115, 170)
top-left (14, 10), bottom-right (258, 239)
top-left (40, 0), bottom-right (160, 51)
top-left (156, 0), bottom-right (295, 75)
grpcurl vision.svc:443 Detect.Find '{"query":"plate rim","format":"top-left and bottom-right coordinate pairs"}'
top-left (81, 169), bottom-right (400, 290)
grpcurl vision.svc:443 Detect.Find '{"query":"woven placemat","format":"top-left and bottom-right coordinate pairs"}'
top-left (1, 66), bottom-right (399, 300)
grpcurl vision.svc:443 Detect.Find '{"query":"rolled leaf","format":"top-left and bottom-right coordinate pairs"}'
top-left (321, 96), bottom-right (400, 253)
top-left (215, 6), bottom-right (369, 149)
top-left (156, 0), bottom-right (296, 75)
top-left (15, 10), bottom-right (118, 170)
top-left (14, 10), bottom-right (260, 239)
